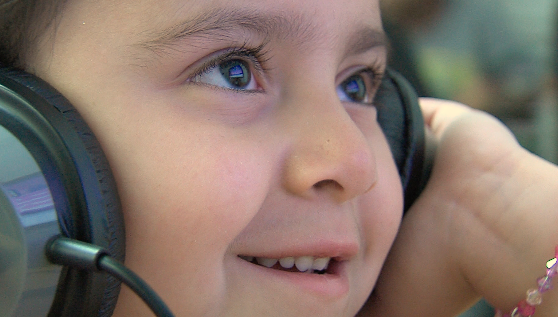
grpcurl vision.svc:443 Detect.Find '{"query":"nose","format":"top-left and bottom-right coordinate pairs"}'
top-left (281, 87), bottom-right (378, 203)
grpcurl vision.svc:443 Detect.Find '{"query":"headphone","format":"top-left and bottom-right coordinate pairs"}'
top-left (0, 66), bottom-right (433, 317)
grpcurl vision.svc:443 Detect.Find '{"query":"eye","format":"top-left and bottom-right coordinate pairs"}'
top-left (337, 69), bottom-right (381, 105)
top-left (220, 60), bottom-right (253, 88)
top-left (188, 44), bottom-right (271, 92)
top-left (191, 58), bottom-right (258, 90)
top-left (339, 74), bottom-right (367, 102)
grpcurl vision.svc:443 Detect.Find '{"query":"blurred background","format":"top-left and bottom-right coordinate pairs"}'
top-left (380, 0), bottom-right (557, 315)
top-left (381, 0), bottom-right (558, 165)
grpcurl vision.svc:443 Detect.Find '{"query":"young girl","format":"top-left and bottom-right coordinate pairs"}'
top-left (1, 0), bottom-right (556, 316)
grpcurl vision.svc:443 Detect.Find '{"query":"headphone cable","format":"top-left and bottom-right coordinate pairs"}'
top-left (46, 236), bottom-right (175, 317)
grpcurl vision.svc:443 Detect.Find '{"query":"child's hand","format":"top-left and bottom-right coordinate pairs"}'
top-left (359, 98), bottom-right (558, 316)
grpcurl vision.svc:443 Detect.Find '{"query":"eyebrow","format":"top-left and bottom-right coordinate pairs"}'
top-left (135, 8), bottom-right (317, 52)
top-left (134, 7), bottom-right (386, 58)
top-left (344, 27), bottom-right (388, 57)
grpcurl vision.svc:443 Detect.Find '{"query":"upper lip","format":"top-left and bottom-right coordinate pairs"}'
top-left (230, 198), bottom-right (363, 262)
top-left (234, 239), bottom-right (359, 261)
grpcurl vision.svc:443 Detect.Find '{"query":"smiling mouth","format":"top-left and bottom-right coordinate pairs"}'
top-left (238, 255), bottom-right (335, 274)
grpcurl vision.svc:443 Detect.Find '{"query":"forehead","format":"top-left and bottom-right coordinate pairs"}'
top-left (41, 0), bottom-right (386, 75)
top-left (60, 0), bottom-right (383, 47)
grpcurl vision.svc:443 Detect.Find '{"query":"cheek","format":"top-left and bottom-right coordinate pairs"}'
top-left (104, 119), bottom-right (275, 314)
top-left (85, 93), bottom-right (273, 291)
top-left (350, 111), bottom-right (404, 252)
top-left (360, 164), bottom-right (403, 252)
top-left (335, 127), bottom-right (403, 312)
top-left (357, 130), bottom-right (404, 282)
top-left (344, 107), bottom-right (404, 273)
top-left (116, 129), bottom-right (271, 252)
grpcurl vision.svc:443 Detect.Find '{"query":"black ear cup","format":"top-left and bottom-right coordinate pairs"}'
top-left (0, 68), bottom-right (125, 317)
top-left (375, 68), bottom-right (435, 211)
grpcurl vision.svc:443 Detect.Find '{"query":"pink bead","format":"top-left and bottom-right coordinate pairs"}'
top-left (510, 307), bottom-right (526, 317)
top-left (517, 300), bottom-right (536, 316)
top-left (505, 246), bottom-right (558, 317)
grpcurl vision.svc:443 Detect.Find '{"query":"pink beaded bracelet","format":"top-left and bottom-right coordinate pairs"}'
top-left (495, 246), bottom-right (558, 317)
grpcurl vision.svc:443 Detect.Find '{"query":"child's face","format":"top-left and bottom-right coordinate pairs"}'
top-left (30, 0), bottom-right (402, 315)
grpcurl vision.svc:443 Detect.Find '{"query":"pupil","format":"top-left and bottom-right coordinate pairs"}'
top-left (343, 75), bottom-right (366, 102)
top-left (220, 60), bottom-right (250, 88)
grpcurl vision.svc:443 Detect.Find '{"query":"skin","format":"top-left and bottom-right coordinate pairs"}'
top-left (27, 0), bottom-right (403, 315)
top-left (22, 0), bottom-right (558, 315)
top-left (360, 99), bottom-right (558, 316)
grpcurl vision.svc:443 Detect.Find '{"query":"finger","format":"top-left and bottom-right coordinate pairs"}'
top-left (419, 98), bottom-right (473, 137)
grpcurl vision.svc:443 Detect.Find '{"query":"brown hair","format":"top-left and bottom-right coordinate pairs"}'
top-left (0, 0), bottom-right (67, 68)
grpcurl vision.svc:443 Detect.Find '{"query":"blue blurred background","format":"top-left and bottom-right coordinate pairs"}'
top-left (381, 0), bottom-right (557, 315)
top-left (382, 0), bottom-right (558, 165)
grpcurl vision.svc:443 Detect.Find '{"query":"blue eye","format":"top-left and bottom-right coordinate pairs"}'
top-left (191, 58), bottom-right (258, 91)
top-left (219, 59), bottom-right (251, 89)
top-left (338, 74), bottom-right (367, 103)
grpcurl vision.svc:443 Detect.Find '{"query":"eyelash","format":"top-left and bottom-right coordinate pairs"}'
top-left (355, 66), bottom-right (384, 99)
top-left (187, 43), bottom-right (271, 89)
top-left (186, 44), bottom-right (384, 103)
top-left (366, 66), bottom-right (384, 91)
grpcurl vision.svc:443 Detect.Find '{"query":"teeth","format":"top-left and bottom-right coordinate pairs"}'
top-left (278, 257), bottom-right (295, 269)
top-left (239, 256), bottom-right (254, 262)
top-left (295, 256), bottom-right (314, 272)
top-left (246, 255), bottom-right (331, 272)
top-left (312, 257), bottom-right (330, 271)
top-left (256, 257), bottom-right (278, 268)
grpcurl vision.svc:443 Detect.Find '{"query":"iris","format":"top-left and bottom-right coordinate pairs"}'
top-left (341, 75), bottom-right (366, 103)
top-left (220, 60), bottom-right (251, 89)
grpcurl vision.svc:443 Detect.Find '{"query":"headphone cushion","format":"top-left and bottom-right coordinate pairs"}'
top-left (375, 68), bottom-right (430, 211)
top-left (0, 68), bottom-right (125, 317)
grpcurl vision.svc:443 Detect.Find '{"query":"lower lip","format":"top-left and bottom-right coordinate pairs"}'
top-left (235, 256), bottom-right (350, 300)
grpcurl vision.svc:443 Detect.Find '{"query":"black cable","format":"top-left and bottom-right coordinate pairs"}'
top-left (97, 254), bottom-right (174, 317)
top-left (46, 236), bottom-right (174, 317)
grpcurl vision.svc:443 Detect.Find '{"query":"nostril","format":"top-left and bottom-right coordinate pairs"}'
top-left (313, 179), bottom-right (343, 190)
